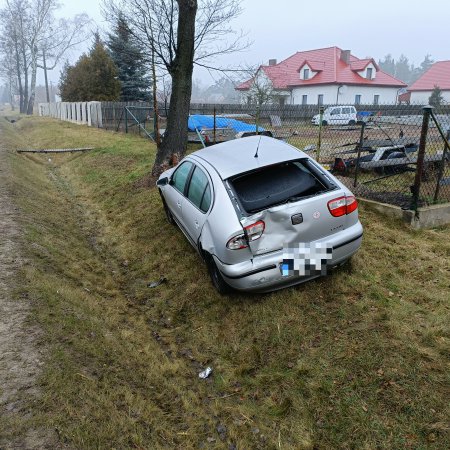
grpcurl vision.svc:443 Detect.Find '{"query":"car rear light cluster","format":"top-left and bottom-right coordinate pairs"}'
top-left (226, 220), bottom-right (265, 250)
top-left (327, 195), bottom-right (358, 217)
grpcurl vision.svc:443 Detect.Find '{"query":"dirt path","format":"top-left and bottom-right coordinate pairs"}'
top-left (0, 137), bottom-right (53, 448)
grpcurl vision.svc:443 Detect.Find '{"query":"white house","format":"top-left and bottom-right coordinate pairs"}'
top-left (407, 61), bottom-right (450, 104)
top-left (236, 47), bottom-right (406, 106)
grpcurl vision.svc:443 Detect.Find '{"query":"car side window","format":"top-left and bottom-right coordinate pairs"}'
top-left (200, 184), bottom-right (212, 213)
top-left (342, 107), bottom-right (351, 114)
top-left (330, 108), bottom-right (341, 115)
top-left (172, 161), bottom-right (193, 193)
top-left (187, 166), bottom-right (211, 212)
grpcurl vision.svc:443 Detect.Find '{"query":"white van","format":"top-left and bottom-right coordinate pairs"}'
top-left (311, 106), bottom-right (357, 126)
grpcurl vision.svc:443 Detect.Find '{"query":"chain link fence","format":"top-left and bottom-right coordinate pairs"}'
top-left (99, 101), bottom-right (450, 211)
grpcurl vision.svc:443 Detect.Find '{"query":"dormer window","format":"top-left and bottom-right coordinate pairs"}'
top-left (367, 67), bottom-right (373, 79)
top-left (303, 68), bottom-right (310, 80)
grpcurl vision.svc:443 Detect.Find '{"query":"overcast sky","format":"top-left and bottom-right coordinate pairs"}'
top-left (17, 0), bottom-right (450, 86)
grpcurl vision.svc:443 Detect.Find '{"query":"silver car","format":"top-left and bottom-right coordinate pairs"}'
top-left (157, 136), bottom-right (363, 294)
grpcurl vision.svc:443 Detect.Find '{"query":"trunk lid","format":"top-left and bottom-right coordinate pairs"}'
top-left (240, 189), bottom-right (347, 256)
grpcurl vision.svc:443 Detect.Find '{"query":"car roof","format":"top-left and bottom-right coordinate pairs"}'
top-left (191, 136), bottom-right (307, 179)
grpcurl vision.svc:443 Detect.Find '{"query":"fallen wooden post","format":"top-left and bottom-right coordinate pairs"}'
top-left (17, 147), bottom-right (94, 154)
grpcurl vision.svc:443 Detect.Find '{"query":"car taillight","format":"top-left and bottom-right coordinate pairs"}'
top-left (245, 220), bottom-right (265, 241)
top-left (327, 195), bottom-right (358, 217)
top-left (226, 220), bottom-right (265, 250)
top-left (346, 195), bottom-right (358, 214)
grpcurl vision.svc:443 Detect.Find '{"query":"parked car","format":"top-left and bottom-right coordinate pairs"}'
top-left (312, 106), bottom-right (357, 126)
top-left (157, 136), bottom-right (363, 294)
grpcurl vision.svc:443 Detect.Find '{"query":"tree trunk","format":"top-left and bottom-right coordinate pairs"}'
top-left (21, 44), bottom-right (28, 114)
top-left (27, 54), bottom-right (37, 115)
top-left (13, 39), bottom-right (23, 112)
top-left (43, 49), bottom-right (50, 103)
top-left (151, 0), bottom-right (197, 177)
top-left (8, 80), bottom-right (15, 111)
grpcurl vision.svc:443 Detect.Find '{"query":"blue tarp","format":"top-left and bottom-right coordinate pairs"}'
top-left (188, 115), bottom-right (264, 133)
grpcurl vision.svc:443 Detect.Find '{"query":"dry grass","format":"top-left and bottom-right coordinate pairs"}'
top-left (2, 115), bottom-right (449, 449)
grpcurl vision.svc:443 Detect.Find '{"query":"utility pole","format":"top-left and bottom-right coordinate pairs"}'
top-left (43, 49), bottom-right (50, 103)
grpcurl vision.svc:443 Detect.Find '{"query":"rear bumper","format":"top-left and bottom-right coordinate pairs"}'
top-left (214, 222), bottom-right (363, 293)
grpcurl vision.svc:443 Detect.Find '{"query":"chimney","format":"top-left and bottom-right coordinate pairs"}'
top-left (268, 59), bottom-right (277, 66)
top-left (340, 50), bottom-right (351, 65)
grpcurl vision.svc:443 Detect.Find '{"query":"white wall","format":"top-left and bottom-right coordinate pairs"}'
top-left (410, 90), bottom-right (450, 105)
top-left (291, 85), bottom-right (399, 105)
top-left (299, 64), bottom-right (318, 80)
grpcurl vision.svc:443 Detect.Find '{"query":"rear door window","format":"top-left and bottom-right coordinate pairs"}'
top-left (172, 161), bottom-right (193, 193)
top-left (187, 166), bottom-right (211, 212)
top-left (342, 107), bottom-right (351, 114)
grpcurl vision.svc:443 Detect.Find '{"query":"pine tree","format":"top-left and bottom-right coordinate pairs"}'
top-left (106, 16), bottom-right (150, 101)
top-left (395, 54), bottom-right (414, 84)
top-left (411, 54), bottom-right (434, 83)
top-left (59, 34), bottom-right (121, 101)
top-left (429, 85), bottom-right (444, 107)
top-left (378, 54), bottom-right (396, 76)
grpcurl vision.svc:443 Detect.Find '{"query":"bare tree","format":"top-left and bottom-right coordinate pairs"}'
top-left (26, 0), bottom-right (91, 114)
top-left (103, 0), bottom-right (246, 176)
top-left (37, 14), bottom-right (91, 103)
top-left (0, 46), bottom-right (18, 110)
top-left (244, 66), bottom-right (276, 107)
top-left (0, 0), bottom-right (31, 113)
top-left (0, 0), bottom-right (90, 114)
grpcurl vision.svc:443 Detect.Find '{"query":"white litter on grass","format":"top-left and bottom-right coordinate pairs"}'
top-left (199, 367), bottom-right (213, 379)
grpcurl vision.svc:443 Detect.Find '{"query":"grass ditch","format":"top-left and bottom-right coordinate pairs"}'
top-left (2, 115), bottom-right (449, 448)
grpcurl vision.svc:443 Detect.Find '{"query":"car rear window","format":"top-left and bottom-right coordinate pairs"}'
top-left (229, 160), bottom-right (331, 213)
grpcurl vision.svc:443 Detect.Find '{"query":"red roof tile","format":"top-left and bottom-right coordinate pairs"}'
top-left (408, 61), bottom-right (450, 91)
top-left (236, 47), bottom-right (406, 91)
top-left (350, 58), bottom-right (379, 71)
top-left (298, 60), bottom-right (325, 72)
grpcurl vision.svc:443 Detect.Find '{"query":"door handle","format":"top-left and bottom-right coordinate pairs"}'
top-left (194, 220), bottom-right (199, 229)
top-left (177, 201), bottom-right (182, 209)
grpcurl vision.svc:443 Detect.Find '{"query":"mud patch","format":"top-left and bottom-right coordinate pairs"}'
top-left (0, 142), bottom-right (56, 448)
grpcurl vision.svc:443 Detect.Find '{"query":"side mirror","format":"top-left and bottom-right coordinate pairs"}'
top-left (157, 177), bottom-right (169, 187)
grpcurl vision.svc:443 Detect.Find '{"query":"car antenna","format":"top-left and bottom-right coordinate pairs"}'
top-left (254, 135), bottom-right (262, 158)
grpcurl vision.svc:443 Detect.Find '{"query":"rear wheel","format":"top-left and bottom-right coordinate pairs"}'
top-left (206, 254), bottom-right (232, 295)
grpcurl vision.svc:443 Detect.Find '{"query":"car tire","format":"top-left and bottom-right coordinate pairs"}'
top-left (159, 191), bottom-right (176, 225)
top-left (206, 254), bottom-right (232, 295)
top-left (322, 120), bottom-right (328, 126)
top-left (348, 120), bottom-right (356, 125)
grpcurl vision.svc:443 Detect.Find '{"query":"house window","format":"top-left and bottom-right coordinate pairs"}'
top-left (367, 68), bottom-right (373, 79)
top-left (373, 94), bottom-right (379, 105)
top-left (355, 94), bottom-right (362, 105)
top-left (303, 68), bottom-right (310, 80)
top-left (318, 94), bottom-right (324, 106)
top-left (302, 95), bottom-right (308, 105)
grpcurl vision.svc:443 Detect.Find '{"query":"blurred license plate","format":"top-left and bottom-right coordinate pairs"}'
top-left (280, 243), bottom-right (333, 277)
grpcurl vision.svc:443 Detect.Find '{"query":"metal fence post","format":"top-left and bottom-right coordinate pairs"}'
top-left (433, 128), bottom-right (450, 203)
top-left (316, 106), bottom-right (324, 162)
top-left (354, 120), bottom-right (366, 187)
top-left (125, 107), bottom-right (128, 133)
top-left (213, 106), bottom-right (216, 144)
top-left (410, 106), bottom-right (432, 212)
